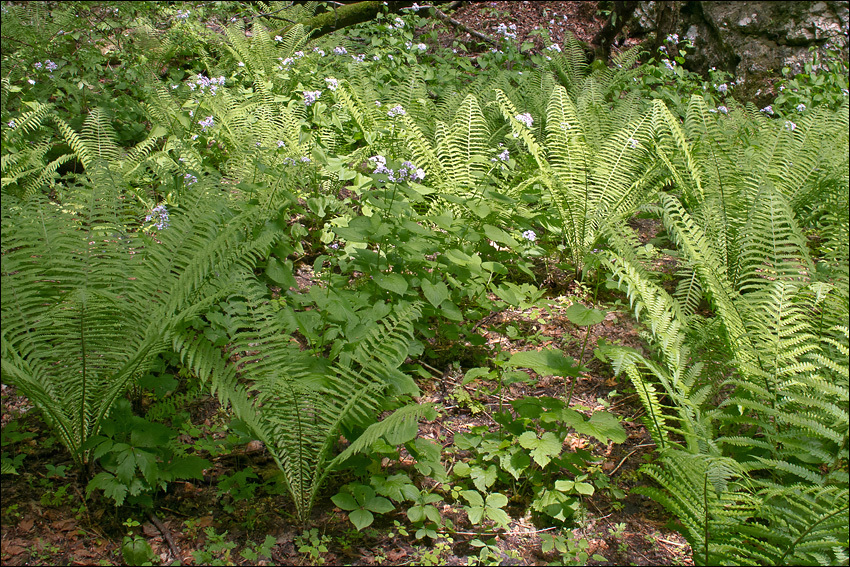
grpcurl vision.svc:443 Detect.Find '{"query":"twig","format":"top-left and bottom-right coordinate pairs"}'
top-left (431, 6), bottom-right (499, 46)
top-left (450, 526), bottom-right (558, 537)
top-left (656, 537), bottom-right (688, 547)
top-left (147, 510), bottom-right (181, 561)
top-left (608, 443), bottom-right (655, 477)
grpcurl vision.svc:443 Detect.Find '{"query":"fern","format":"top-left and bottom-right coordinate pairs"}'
top-left (1, 177), bottom-right (278, 470)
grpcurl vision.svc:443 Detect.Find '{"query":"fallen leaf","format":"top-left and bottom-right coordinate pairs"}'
top-left (51, 518), bottom-right (76, 531)
top-left (2, 545), bottom-right (26, 556)
top-left (387, 549), bottom-right (407, 561)
top-left (18, 518), bottom-right (34, 533)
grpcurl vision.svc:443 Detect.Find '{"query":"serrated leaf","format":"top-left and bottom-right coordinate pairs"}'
top-left (574, 482), bottom-right (594, 495)
top-left (471, 465), bottom-right (498, 492)
top-left (485, 507), bottom-right (511, 528)
top-left (407, 506), bottom-right (425, 523)
top-left (453, 461), bottom-right (471, 477)
top-left (466, 506), bottom-right (485, 524)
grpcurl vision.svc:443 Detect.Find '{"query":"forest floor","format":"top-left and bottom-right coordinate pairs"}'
top-left (1, 3), bottom-right (694, 566)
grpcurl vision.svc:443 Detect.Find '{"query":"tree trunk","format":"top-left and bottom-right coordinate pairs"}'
top-left (592, 1), bottom-right (639, 61)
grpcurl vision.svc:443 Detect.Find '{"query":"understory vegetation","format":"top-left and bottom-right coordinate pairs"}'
top-left (1, 2), bottom-right (848, 565)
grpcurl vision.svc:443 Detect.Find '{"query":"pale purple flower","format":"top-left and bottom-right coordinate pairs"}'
top-left (515, 113), bottom-right (533, 128)
top-left (546, 44), bottom-right (561, 52)
top-left (175, 9), bottom-right (190, 19)
top-left (796, 103), bottom-right (806, 112)
top-left (313, 48), bottom-right (326, 56)
top-left (667, 33), bottom-right (679, 43)
top-left (784, 121), bottom-right (797, 131)
top-left (145, 205), bottom-right (170, 230)
top-left (387, 105), bottom-right (406, 118)
top-left (184, 173), bottom-right (198, 185)
top-left (522, 230), bottom-right (537, 242)
top-left (716, 83), bottom-right (728, 94)
top-left (277, 140), bottom-right (285, 147)
top-left (45, 60), bottom-right (58, 72)
top-left (8, 120), bottom-right (16, 128)
top-left (717, 106), bottom-right (728, 114)
top-left (760, 105), bottom-right (774, 114)
top-left (199, 116), bottom-right (215, 131)
top-left (333, 46), bottom-right (348, 55)
top-left (275, 35), bottom-right (283, 42)
top-left (27, 79), bottom-right (35, 85)
top-left (325, 78), bottom-right (338, 90)
top-left (303, 90), bottom-right (322, 106)
top-left (34, 62), bottom-right (42, 69)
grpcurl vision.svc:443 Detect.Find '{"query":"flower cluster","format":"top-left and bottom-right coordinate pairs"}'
top-left (717, 105), bottom-right (729, 114)
top-left (628, 138), bottom-right (639, 149)
top-left (369, 156), bottom-right (425, 182)
top-left (716, 83), bottom-right (728, 94)
top-left (8, 120), bottom-right (16, 129)
top-left (515, 113), bottom-right (533, 128)
top-left (303, 90), bottom-right (322, 106)
top-left (34, 60), bottom-right (59, 73)
top-left (333, 46), bottom-right (348, 55)
top-left (546, 43), bottom-right (562, 53)
top-left (492, 148), bottom-right (510, 162)
top-left (351, 54), bottom-right (366, 63)
top-left (760, 105), bottom-right (774, 115)
top-left (495, 23), bottom-right (517, 40)
top-left (198, 116), bottom-right (215, 131)
top-left (282, 156), bottom-right (312, 165)
top-left (796, 103), bottom-right (806, 112)
top-left (277, 140), bottom-right (286, 148)
top-left (663, 59), bottom-right (675, 71)
top-left (784, 120), bottom-right (797, 131)
top-left (145, 205), bottom-right (170, 230)
top-left (275, 35), bottom-right (283, 42)
top-left (522, 230), bottom-right (537, 242)
top-left (406, 42), bottom-right (427, 51)
top-left (313, 47), bottom-right (326, 56)
top-left (184, 173), bottom-right (198, 185)
top-left (667, 33), bottom-right (679, 43)
top-left (325, 78), bottom-right (338, 91)
top-left (188, 74), bottom-right (225, 95)
top-left (392, 17), bottom-right (405, 29)
top-left (387, 105), bottom-right (406, 118)
top-left (175, 9), bottom-right (190, 19)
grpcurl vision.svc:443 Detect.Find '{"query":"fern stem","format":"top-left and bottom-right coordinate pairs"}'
top-left (776, 501), bottom-right (850, 564)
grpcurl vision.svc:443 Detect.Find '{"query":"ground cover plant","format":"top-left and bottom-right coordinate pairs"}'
top-left (2, 1), bottom-right (848, 565)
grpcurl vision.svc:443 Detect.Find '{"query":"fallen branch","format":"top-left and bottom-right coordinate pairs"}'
top-left (430, 5), bottom-right (499, 46)
top-left (147, 510), bottom-right (181, 562)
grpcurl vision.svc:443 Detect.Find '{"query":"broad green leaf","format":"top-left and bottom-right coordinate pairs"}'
top-left (364, 495), bottom-right (394, 514)
top-left (408, 506), bottom-right (425, 523)
top-left (331, 492), bottom-right (358, 511)
top-left (485, 492), bottom-right (509, 508)
top-left (471, 465), bottom-right (498, 492)
top-left (467, 505), bottom-right (485, 524)
top-left (265, 257), bottom-right (297, 289)
top-left (486, 507), bottom-right (511, 528)
top-left (483, 224), bottom-right (518, 247)
top-left (582, 411), bottom-right (627, 444)
top-left (348, 508), bottom-right (374, 531)
top-left (507, 349), bottom-right (580, 377)
top-left (374, 273), bottom-right (408, 295)
top-left (565, 304), bottom-right (605, 326)
top-left (461, 490), bottom-right (484, 507)
top-left (574, 482), bottom-right (594, 495)
top-left (453, 461), bottom-right (472, 477)
top-left (555, 480), bottom-right (575, 492)
top-left (421, 280), bottom-right (449, 308)
top-left (518, 431), bottom-right (562, 468)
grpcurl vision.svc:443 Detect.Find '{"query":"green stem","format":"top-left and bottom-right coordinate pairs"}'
top-left (566, 326), bottom-right (592, 405)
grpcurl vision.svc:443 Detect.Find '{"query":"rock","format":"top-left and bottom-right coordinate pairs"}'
top-left (625, 1), bottom-right (848, 97)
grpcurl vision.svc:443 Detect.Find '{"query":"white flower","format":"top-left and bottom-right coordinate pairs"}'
top-left (667, 33), bottom-right (679, 43)
top-left (351, 54), bottom-right (365, 63)
top-left (238, 61), bottom-right (245, 67)
top-left (717, 105), bottom-right (728, 114)
top-left (628, 138), bottom-right (639, 149)
top-left (313, 48), bottom-right (326, 56)
top-left (515, 113), bottom-right (533, 128)
top-left (277, 140), bottom-right (285, 147)
top-left (546, 43), bottom-right (561, 52)
top-left (716, 83), bottom-right (728, 94)
top-left (375, 101), bottom-right (382, 107)
top-left (184, 173), bottom-right (198, 185)
top-left (325, 78), bottom-right (338, 91)
top-left (27, 79), bottom-right (35, 85)
top-left (303, 90), bottom-right (322, 106)
top-left (796, 103), bottom-right (806, 112)
top-left (416, 43), bottom-right (427, 51)
top-left (387, 105), bottom-right (406, 118)
top-left (275, 35), bottom-right (283, 42)
top-left (333, 46), bottom-right (348, 55)
top-left (663, 59), bottom-right (675, 70)
top-left (760, 105), bottom-right (774, 114)
top-left (522, 230), bottom-right (537, 242)
top-left (495, 149), bottom-right (510, 162)
top-left (784, 120), bottom-right (797, 131)
top-left (394, 17), bottom-right (405, 28)
top-left (8, 120), bottom-right (16, 128)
